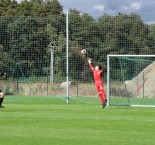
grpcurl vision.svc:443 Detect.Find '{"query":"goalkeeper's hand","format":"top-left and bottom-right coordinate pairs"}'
top-left (88, 58), bottom-right (92, 64)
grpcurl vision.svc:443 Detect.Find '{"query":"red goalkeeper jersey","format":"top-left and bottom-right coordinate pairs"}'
top-left (89, 63), bottom-right (103, 82)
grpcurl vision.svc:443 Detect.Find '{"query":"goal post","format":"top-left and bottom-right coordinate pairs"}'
top-left (107, 54), bottom-right (155, 107)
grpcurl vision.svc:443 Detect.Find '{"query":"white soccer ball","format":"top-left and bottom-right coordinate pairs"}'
top-left (81, 49), bottom-right (86, 54)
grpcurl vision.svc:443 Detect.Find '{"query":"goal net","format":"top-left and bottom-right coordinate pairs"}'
top-left (107, 55), bottom-right (155, 107)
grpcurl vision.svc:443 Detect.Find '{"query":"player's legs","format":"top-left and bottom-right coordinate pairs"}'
top-left (97, 82), bottom-right (107, 108)
top-left (95, 84), bottom-right (104, 105)
top-left (96, 82), bottom-right (106, 101)
top-left (99, 86), bottom-right (107, 108)
top-left (0, 90), bottom-right (4, 108)
top-left (0, 98), bottom-right (4, 108)
top-left (98, 92), bottom-right (104, 104)
top-left (100, 86), bottom-right (106, 100)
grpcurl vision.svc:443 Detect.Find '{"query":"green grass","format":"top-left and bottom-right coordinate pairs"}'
top-left (110, 97), bottom-right (155, 106)
top-left (0, 96), bottom-right (155, 145)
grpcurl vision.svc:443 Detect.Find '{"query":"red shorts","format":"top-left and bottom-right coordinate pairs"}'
top-left (95, 81), bottom-right (103, 92)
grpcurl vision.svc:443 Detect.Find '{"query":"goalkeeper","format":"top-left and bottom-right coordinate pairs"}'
top-left (88, 58), bottom-right (107, 108)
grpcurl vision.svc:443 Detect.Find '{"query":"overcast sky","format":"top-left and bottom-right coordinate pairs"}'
top-left (16, 0), bottom-right (155, 22)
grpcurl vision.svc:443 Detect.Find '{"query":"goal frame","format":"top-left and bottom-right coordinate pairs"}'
top-left (107, 54), bottom-right (155, 107)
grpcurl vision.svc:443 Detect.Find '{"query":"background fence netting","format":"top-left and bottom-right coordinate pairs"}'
top-left (0, 15), bottom-right (67, 96)
top-left (0, 12), bottom-right (155, 102)
top-left (108, 55), bottom-right (155, 106)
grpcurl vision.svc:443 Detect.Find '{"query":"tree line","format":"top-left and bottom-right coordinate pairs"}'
top-left (0, 0), bottom-right (155, 82)
top-left (0, 0), bottom-right (63, 16)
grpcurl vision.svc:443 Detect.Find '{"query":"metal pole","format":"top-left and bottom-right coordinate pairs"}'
top-left (16, 81), bottom-right (19, 94)
top-left (107, 55), bottom-right (110, 106)
top-left (49, 40), bottom-right (57, 84)
top-left (50, 48), bottom-right (54, 83)
top-left (66, 11), bottom-right (69, 103)
top-left (143, 72), bottom-right (144, 98)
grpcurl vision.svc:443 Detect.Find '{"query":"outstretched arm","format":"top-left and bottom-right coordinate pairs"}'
top-left (87, 58), bottom-right (92, 64)
top-left (88, 58), bottom-right (94, 71)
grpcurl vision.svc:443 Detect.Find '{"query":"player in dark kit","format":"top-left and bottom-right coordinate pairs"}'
top-left (0, 72), bottom-right (6, 108)
top-left (88, 58), bottom-right (107, 109)
top-left (0, 90), bottom-right (5, 108)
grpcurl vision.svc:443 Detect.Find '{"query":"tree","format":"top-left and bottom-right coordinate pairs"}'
top-left (148, 24), bottom-right (155, 53)
top-left (112, 13), bottom-right (150, 54)
top-left (7, 17), bottom-right (50, 76)
top-left (44, 0), bottom-right (63, 15)
top-left (30, 0), bottom-right (43, 3)
top-left (69, 8), bottom-right (80, 15)
top-left (0, 0), bottom-right (18, 16)
top-left (0, 44), bottom-right (10, 73)
top-left (15, 0), bottom-right (34, 16)
top-left (14, 0), bottom-right (63, 16)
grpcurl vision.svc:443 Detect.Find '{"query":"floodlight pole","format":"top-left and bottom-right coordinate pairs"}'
top-left (66, 11), bottom-right (69, 104)
top-left (107, 55), bottom-right (110, 107)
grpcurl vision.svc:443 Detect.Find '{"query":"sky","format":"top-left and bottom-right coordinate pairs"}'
top-left (16, 0), bottom-right (155, 23)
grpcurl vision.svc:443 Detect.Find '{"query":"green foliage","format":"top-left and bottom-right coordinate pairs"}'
top-left (0, 6), bottom-right (154, 82)
top-left (0, 0), bottom-right (63, 16)
top-left (45, 0), bottom-right (63, 15)
top-left (0, 0), bottom-right (17, 16)
top-left (0, 45), bottom-right (10, 71)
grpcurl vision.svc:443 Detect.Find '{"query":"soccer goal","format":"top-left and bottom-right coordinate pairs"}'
top-left (107, 55), bottom-right (155, 107)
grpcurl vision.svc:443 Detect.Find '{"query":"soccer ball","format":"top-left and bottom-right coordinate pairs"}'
top-left (81, 49), bottom-right (86, 54)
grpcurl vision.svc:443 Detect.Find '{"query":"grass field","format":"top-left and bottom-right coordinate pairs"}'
top-left (0, 96), bottom-right (155, 145)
